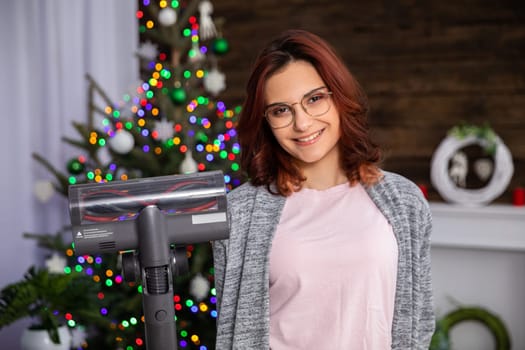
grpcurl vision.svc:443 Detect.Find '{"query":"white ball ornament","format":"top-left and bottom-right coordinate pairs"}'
top-left (189, 273), bottom-right (210, 301)
top-left (109, 129), bottom-right (135, 154)
top-left (158, 7), bottom-right (177, 26)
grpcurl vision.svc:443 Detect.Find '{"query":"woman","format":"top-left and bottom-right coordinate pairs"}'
top-left (213, 29), bottom-right (434, 349)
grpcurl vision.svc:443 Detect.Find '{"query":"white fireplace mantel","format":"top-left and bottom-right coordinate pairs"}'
top-left (429, 202), bottom-right (525, 251)
top-left (429, 202), bottom-right (525, 349)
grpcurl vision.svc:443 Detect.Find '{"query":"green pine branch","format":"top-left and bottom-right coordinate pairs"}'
top-left (447, 122), bottom-right (498, 156)
top-left (23, 230), bottom-right (71, 254)
top-left (0, 275), bottom-right (38, 327)
top-left (0, 267), bottom-right (72, 343)
top-left (32, 153), bottom-right (69, 196)
top-left (0, 266), bottom-right (107, 344)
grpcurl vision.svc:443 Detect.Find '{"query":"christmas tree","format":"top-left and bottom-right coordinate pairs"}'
top-left (32, 1), bottom-right (241, 349)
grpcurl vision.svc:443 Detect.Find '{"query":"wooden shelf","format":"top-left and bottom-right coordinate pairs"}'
top-left (429, 202), bottom-right (525, 251)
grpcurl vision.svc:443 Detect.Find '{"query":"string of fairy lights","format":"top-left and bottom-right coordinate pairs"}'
top-left (63, 245), bottom-right (217, 349)
top-left (68, 93), bottom-right (242, 186)
top-left (58, 1), bottom-right (241, 349)
top-left (65, 1), bottom-right (242, 192)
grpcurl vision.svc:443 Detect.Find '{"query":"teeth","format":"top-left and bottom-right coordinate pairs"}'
top-left (297, 130), bottom-right (322, 142)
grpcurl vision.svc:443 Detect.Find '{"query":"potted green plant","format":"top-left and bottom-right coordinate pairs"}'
top-left (0, 264), bottom-right (103, 349)
top-left (0, 232), bottom-right (106, 350)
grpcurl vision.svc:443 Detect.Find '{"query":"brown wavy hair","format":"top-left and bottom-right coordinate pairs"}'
top-left (236, 29), bottom-right (382, 196)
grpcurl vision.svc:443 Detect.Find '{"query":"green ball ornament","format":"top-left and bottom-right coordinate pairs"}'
top-left (212, 37), bottom-right (229, 55)
top-left (67, 158), bottom-right (85, 175)
top-left (170, 87), bottom-right (187, 105)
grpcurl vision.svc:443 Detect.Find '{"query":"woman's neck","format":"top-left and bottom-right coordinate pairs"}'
top-left (301, 165), bottom-right (348, 190)
top-left (293, 140), bottom-right (348, 190)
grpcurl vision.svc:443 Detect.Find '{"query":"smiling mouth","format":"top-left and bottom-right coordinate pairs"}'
top-left (295, 129), bottom-right (324, 143)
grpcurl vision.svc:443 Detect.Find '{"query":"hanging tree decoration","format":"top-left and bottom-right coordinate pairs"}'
top-left (179, 149), bottom-right (199, 174)
top-left (153, 118), bottom-right (176, 142)
top-left (170, 83), bottom-right (188, 106)
top-left (136, 40), bottom-right (159, 61)
top-left (67, 157), bottom-right (86, 175)
top-left (188, 41), bottom-right (205, 64)
top-left (204, 67), bottom-right (226, 96)
top-left (209, 14), bottom-right (228, 56)
top-left (158, 6), bottom-right (178, 26)
top-left (212, 36), bottom-right (229, 56)
top-left (44, 252), bottom-right (67, 274)
top-left (198, 1), bottom-right (217, 40)
top-left (33, 180), bottom-right (56, 203)
top-left (189, 273), bottom-right (211, 302)
top-left (108, 129), bottom-right (135, 154)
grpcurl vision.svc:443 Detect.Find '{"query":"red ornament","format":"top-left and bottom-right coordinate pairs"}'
top-left (418, 184), bottom-right (428, 199)
top-left (513, 187), bottom-right (525, 206)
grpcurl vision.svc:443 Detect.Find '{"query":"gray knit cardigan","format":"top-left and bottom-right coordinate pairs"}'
top-left (212, 171), bottom-right (435, 349)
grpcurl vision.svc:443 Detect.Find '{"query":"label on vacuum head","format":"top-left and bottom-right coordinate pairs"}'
top-left (75, 227), bottom-right (114, 239)
top-left (191, 212), bottom-right (227, 224)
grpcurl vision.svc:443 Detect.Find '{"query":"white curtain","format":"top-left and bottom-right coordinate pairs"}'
top-left (0, 1), bottom-right (138, 346)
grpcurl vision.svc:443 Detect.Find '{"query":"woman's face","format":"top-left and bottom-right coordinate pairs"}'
top-left (264, 60), bottom-right (341, 170)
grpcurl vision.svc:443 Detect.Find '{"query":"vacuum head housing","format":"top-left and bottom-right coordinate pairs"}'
top-left (68, 170), bottom-right (229, 255)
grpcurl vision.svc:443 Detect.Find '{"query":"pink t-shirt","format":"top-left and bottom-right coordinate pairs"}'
top-left (269, 183), bottom-right (398, 349)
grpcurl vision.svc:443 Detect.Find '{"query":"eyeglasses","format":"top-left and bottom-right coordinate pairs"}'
top-left (264, 87), bottom-right (333, 129)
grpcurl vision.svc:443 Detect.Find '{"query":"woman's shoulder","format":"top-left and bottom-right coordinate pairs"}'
top-left (368, 170), bottom-right (429, 213)
top-left (226, 182), bottom-right (263, 211)
top-left (380, 171), bottom-right (422, 195)
top-left (367, 171), bottom-right (432, 241)
top-left (227, 181), bottom-right (257, 200)
top-left (227, 182), bottom-right (285, 211)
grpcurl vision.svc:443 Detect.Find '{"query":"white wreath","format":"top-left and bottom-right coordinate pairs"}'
top-left (430, 135), bottom-right (513, 206)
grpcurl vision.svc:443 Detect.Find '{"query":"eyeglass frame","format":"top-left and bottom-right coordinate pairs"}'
top-left (263, 87), bottom-right (333, 129)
